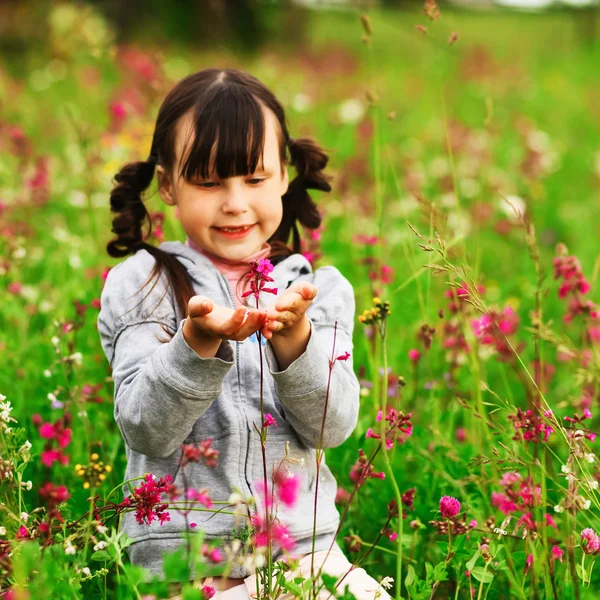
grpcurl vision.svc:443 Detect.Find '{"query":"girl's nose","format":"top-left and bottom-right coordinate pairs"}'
top-left (222, 188), bottom-right (249, 214)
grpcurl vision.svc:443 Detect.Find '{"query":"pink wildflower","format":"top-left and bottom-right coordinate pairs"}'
top-left (551, 546), bottom-right (564, 563)
top-left (408, 349), bottom-right (421, 363)
top-left (273, 470), bottom-right (301, 508)
top-left (242, 259), bottom-right (278, 300)
top-left (263, 413), bottom-right (277, 428)
top-left (201, 585), bottom-right (216, 599)
top-left (581, 528), bottom-right (600, 554)
top-left (439, 496), bottom-right (460, 518)
top-left (122, 473), bottom-right (172, 526)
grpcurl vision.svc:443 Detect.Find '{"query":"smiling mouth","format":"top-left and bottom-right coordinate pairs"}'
top-left (213, 224), bottom-right (256, 232)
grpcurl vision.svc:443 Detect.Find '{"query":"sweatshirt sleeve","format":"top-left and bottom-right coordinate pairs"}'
top-left (97, 251), bottom-right (235, 459)
top-left (263, 266), bottom-right (360, 449)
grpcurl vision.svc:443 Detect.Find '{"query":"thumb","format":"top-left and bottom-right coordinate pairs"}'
top-left (190, 295), bottom-right (213, 317)
top-left (301, 283), bottom-right (317, 300)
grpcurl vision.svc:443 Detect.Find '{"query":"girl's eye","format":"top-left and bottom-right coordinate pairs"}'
top-left (248, 178), bottom-right (264, 185)
top-left (197, 182), bottom-right (219, 189)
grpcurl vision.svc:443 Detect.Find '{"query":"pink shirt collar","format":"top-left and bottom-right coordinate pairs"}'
top-left (184, 237), bottom-right (272, 307)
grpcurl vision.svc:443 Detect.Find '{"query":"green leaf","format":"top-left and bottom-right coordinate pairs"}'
top-left (470, 567), bottom-right (494, 584)
top-left (283, 580), bottom-right (303, 597)
top-left (91, 550), bottom-right (111, 562)
top-left (405, 564), bottom-right (416, 587)
top-left (466, 551), bottom-right (479, 572)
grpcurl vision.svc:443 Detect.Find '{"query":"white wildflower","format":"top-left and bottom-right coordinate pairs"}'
top-left (43, 370), bottom-right (52, 377)
top-left (21, 512), bottom-right (28, 523)
top-left (51, 336), bottom-right (60, 347)
top-left (64, 539), bottom-right (76, 555)
top-left (554, 504), bottom-right (564, 513)
top-left (380, 577), bottom-right (394, 590)
top-left (21, 481), bottom-right (33, 491)
top-left (561, 464), bottom-right (569, 474)
top-left (587, 480), bottom-right (598, 491)
top-left (81, 567), bottom-right (91, 577)
top-left (96, 523), bottom-right (108, 535)
top-left (0, 527), bottom-right (6, 536)
top-left (585, 453), bottom-right (595, 463)
top-left (93, 541), bottom-right (107, 552)
top-left (47, 392), bottom-right (57, 403)
top-left (69, 352), bottom-right (83, 366)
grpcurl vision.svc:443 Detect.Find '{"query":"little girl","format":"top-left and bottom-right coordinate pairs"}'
top-left (98, 68), bottom-right (390, 599)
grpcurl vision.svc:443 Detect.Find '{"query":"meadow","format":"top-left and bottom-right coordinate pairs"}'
top-left (1, 1), bottom-right (600, 598)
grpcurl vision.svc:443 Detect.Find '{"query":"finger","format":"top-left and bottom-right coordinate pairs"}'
top-left (237, 310), bottom-right (267, 337)
top-left (275, 284), bottom-right (317, 310)
top-left (189, 296), bottom-right (213, 318)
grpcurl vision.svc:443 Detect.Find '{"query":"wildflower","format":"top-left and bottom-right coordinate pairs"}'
top-left (93, 541), bottom-right (107, 552)
top-left (273, 470), bottom-right (301, 508)
top-left (0, 527), bottom-right (5, 536)
top-left (581, 528), bottom-right (600, 554)
top-left (349, 448), bottom-right (385, 487)
top-left (39, 482), bottom-right (70, 508)
top-left (508, 408), bottom-right (554, 443)
top-left (81, 567), bottom-right (91, 577)
top-left (551, 546), bottom-right (564, 563)
top-left (120, 473), bottom-right (172, 526)
top-left (64, 538), bottom-right (76, 555)
top-left (368, 407), bottom-right (413, 449)
top-left (185, 487), bottom-right (213, 509)
top-left (201, 585), bottom-right (216, 599)
top-left (408, 349), bottom-right (421, 363)
top-left (263, 413), bottom-right (277, 428)
top-left (242, 259), bottom-right (278, 301)
top-left (358, 297), bottom-right (391, 326)
top-left (440, 496), bottom-right (460, 518)
top-left (75, 453), bottom-right (113, 488)
top-left (524, 553), bottom-right (534, 576)
top-left (252, 514), bottom-right (295, 552)
top-left (334, 487), bottom-right (351, 505)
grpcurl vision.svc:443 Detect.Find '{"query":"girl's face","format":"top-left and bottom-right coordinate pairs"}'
top-left (156, 105), bottom-right (289, 262)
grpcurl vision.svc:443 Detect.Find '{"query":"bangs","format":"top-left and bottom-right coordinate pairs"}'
top-left (179, 85), bottom-right (270, 182)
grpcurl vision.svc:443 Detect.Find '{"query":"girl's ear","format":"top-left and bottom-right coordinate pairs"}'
top-left (157, 165), bottom-right (177, 206)
top-left (280, 164), bottom-right (289, 197)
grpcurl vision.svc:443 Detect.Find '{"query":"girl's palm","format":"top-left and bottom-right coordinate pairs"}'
top-left (187, 295), bottom-right (267, 342)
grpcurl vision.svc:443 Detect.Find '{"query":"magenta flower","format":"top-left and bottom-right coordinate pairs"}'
top-left (185, 487), bottom-right (213, 509)
top-left (201, 585), bottom-right (216, 599)
top-left (121, 473), bottom-right (172, 526)
top-left (263, 413), bottom-right (277, 428)
top-left (39, 482), bottom-right (70, 508)
top-left (581, 528), bottom-right (600, 554)
top-left (551, 545), bottom-right (564, 563)
top-left (440, 495), bottom-right (461, 518)
top-left (252, 514), bottom-right (295, 552)
top-left (273, 471), bottom-right (301, 508)
top-left (242, 259), bottom-right (278, 301)
top-left (408, 349), bottom-right (421, 363)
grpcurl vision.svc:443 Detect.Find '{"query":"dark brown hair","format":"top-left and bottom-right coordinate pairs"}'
top-left (106, 68), bottom-right (332, 331)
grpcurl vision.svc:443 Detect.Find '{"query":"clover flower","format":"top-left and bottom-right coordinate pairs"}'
top-left (581, 528), bottom-right (600, 554)
top-left (440, 496), bottom-right (461, 518)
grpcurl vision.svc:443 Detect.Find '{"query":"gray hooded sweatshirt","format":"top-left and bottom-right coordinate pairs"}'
top-left (97, 241), bottom-right (359, 579)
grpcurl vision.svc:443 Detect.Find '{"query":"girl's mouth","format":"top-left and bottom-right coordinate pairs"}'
top-left (212, 224), bottom-right (256, 239)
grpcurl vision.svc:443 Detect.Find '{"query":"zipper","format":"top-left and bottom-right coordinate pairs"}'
top-left (218, 272), bottom-right (241, 389)
top-left (217, 271), bottom-right (255, 497)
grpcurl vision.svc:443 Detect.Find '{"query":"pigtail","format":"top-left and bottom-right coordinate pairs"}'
top-left (106, 156), bottom-right (196, 325)
top-left (276, 137), bottom-right (332, 253)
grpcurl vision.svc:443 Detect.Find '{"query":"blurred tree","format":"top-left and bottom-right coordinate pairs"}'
top-left (92, 0), bottom-right (306, 54)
